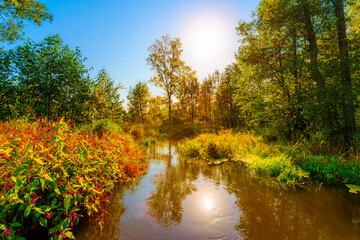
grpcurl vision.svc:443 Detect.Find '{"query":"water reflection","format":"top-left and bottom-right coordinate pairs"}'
top-left (75, 140), bottom-right (360, 240)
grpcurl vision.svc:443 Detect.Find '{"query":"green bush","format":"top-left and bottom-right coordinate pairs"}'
top-left (252, 155), bottom-right (309, 185)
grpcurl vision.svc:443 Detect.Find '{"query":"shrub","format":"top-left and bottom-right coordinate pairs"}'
top-left (252, 155), bottom-right (309, 186)
top-left (129, 124), bottom-right (145, 139)
top-left (0, 119), bottom-right (146, 239)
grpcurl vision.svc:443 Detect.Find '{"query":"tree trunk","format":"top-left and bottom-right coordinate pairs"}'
top-left (301, 2), bottom-right (332, 130)
top-left (168, 93), bottom-right (172, 123)
top-left (332, 0), bottom-right (356, 145)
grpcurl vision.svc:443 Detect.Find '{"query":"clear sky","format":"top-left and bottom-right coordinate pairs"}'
top-left (18, 0), bottom-right (259, 101)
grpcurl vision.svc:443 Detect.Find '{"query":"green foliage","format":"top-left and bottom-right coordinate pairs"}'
top-left (0, 119), bottom-right (146, 239)
top-left (79, 119), bottom-right (123, 138)
top-left (0, 35), bottom-right (93, 122)
top-left (346, 184), bottom-right (360, 194)
top-left (252, 155), bottom-right (309, 186)
top-left (127, 82), bottom-right (150, 123)
top-left (86, 68), bottom-right (125, 122)
top-left (294, 155), bottom-right (360, 185)
top-left (0, 0), bottom-right (53, 44)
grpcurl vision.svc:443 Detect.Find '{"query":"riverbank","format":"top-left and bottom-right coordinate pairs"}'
top-left (0, 119), bottom-right (146, 240)
top-left (179, 131), bottom-right (360, 190)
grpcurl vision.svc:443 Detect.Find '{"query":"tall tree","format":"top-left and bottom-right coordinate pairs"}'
top-left (88, 68), bottom-right (124, 122)
top-left (332, 0), bottom-right (356, 144)
top-left (1, 35), bottom-right (92, 122)
top-left (127, 82), bottom-right (151, 123)
top-left (147, 35), bottom-right (194, 122)
top-left (0, 0), bottom-right (53, 44)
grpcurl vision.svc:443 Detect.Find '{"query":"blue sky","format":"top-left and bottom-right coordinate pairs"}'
top-left (18, 0), bottom-right (259, 101)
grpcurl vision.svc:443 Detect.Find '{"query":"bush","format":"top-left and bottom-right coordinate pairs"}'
top-left (252, 155), bottom-right (309, 186)
top-left (79, 119), bottom-right (123, 138)
top-left (0, 119), bottom-right (146, 239)
top-left (129, 124), bottom-right (145, 139)
top-left (296, 155), bottom-right (360, 185)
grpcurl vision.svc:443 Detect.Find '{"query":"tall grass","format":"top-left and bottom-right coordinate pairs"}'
top-left (179, 131), bottom-right (360, 188)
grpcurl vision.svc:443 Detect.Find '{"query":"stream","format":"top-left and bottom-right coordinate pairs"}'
top-left (74, 140), bottom-right (360, 240)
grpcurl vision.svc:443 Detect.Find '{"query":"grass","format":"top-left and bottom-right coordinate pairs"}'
top-left (0, 118), bottom-right (146, 240)
top-left (179, 131), bottom-right (360, 188)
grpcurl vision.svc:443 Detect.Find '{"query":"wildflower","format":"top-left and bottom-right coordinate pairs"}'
top-left (5, 229), bottom-right (10, 237)
top-left (33, 192), bottom-right (37, 197)
top-left (12, 133), bottom-right (16, 137)
top-left (99, 166), bottom-right (103, 171)
top-left (106, 197), bottom-right (109, 200)
top-left (73, 212), bottom-right (77, 219)
top-left (35, 136), bottom-right (39, 140)
top-left (68, 135), bottom-right (71, 138)
top-left (70, 216), bottom-right (73, 221)
top-left (48, 128), bottom-right (53, 131)
top-left (40, 128), bottom-right (44, 132)
top-left (77, 190), bottom-right (80, 194)
top-left (55, 132), bottom-right (59, 135)
top-left (69, 190), bottom-right (74, 195)
top-left (30, 198), bottom-right (35, 204)
top-left (47, 214), bottom-right (51, 219)
top-left (39, 153), bottom-right (45, 157)
top-left (70, 222), bottom-right (73, 227)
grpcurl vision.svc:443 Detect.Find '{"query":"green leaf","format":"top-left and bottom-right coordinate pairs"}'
top-left (16, 237), bottom-right (26, 240)
top-left (62, 218), bottom-right (70, 229)
top-left (39, 217), bottom-right (47, 227)
top-left (54, 188), bottom-right (61, 195)
top-left (24, 205), bottom-right (32, 217)
top-left (10, 222), bottom-right (21, 227)
top-left (64, 195), bottom-right (71, 211)
top-left (0, 224), bottom-right (6, 230)
top-left (48, 227), bottom-right (56, 234)
top-left (346, 184), bottom-right (360, 194)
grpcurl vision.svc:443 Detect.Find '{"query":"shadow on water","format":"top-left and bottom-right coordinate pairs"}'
top-left (74, 140), bottom-right (360, 240)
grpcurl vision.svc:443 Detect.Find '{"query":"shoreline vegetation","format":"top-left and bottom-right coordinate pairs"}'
top-left (179, 131), bottom-right (360, 190)
top-left (0, 119), bottom-right (146, 240)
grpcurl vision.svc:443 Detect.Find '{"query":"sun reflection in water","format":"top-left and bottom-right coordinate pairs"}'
top-left (203, 197), bottom-right (214, 210)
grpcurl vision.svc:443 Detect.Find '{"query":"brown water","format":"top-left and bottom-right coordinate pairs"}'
top-left (74, 141), bottom-right (360, 240)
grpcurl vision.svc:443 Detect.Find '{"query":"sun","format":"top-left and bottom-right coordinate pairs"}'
top-left (180, 13), bottom-right (236, 80)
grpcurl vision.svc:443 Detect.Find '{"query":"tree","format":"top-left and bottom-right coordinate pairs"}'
top-left (0, 0), bottom-right (53, 44)
top-left (147, 35), bottom-right (194, 122)
top-left (331, 0), bottom-right (356, 144)
top-left (0, 34), bottom-right (92, 122)
top-left (88, 68), bottom-right (124, 122)
top-left (127, 82), bottom-right (151, 123)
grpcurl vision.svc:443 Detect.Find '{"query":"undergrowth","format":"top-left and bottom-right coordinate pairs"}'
top-left (0, 119), bottom-right (146, 240)
top-left (180, 131), bottom-right (360, 188)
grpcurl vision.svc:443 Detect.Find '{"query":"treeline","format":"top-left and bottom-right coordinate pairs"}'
top-left (0, 35), bottom-right (124, 123)
top-left (129, 0), bottom-right (360, 148)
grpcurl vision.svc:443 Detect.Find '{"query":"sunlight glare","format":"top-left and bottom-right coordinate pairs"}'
top-left (203, 197), bottom-right (214, 210)
top-left (181, 12), bottom-right (236, 80)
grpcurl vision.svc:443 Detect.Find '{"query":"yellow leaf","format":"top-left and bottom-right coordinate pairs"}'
top-left (34, 158), bottom-right (44, 165)
top-left (43, 174), bottom-right (53, 182)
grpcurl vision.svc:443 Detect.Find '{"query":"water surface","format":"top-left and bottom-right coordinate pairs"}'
top-left (75, 141), bottom-right (360, 240)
